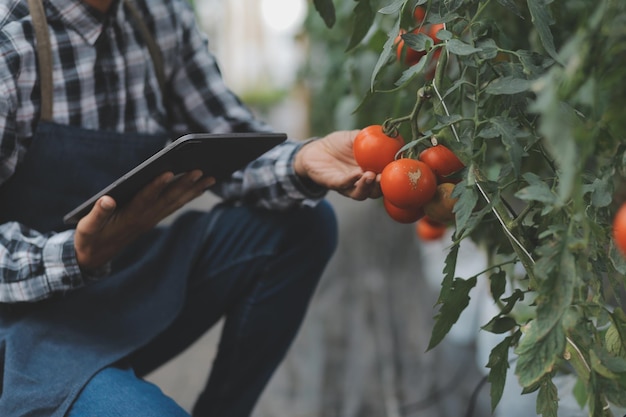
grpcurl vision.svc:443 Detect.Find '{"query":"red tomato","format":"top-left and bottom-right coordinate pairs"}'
top-left (428, 23), bottom-right (445, 44)
top-left (613, 203), bottom-right (626, 256)
top-left (423, 182), bottom-right (457, 224)
top-left (419, 144), bottom-right (464, 182)
top-left (416, 216), bottom-right (447, 241)
top-left (380, 158), bottom-right (437, 209)
top-left (413, 6), bottom-right (426, 23)
top-left (353, 125), bottom-right (405, 174)
top-left (383, 198), bottom-right (425, 224)
top-left (394, 29), bottom-right (427, 67)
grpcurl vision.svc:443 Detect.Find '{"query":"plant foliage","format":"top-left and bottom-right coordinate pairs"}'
top-left (305, 0), bottom-right (626, 415)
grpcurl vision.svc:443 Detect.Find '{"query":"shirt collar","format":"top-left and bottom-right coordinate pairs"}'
top-left (45, 0), bottom-right (122, 45)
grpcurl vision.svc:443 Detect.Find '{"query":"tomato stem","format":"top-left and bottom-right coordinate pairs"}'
top-left (381, 85), bottom-right (432, 144)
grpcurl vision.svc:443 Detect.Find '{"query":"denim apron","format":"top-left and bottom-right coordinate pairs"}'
top-left (0, 1), bottom-right (208, 415)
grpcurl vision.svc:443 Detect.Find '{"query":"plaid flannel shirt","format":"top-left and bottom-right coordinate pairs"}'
top-left (0, 0), bottom-right (326, 303)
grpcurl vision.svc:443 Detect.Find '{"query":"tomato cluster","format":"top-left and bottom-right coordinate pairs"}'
top-left (394, 6), bottom-right (444, 79)
top-left (353, 126), bottom-right (465, 241)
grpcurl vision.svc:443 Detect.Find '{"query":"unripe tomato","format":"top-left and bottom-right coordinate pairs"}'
top-left (423, 182), bottom-right (458, 224)
top-left (383, 198), bottom-right (425, 224)
top-left (380, 158), bottom-right (437, 210)
top-left (416, 216), bottom-right (447, 241)
top-left (419, 144), bottom-right (464, 182)
top-left (613, 202), bottom-right (626, 256)
top-left (353, 125), bottom-right (405, 174)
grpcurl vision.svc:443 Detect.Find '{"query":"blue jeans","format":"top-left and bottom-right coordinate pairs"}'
top-left (66, 201), bottom-right (338, 417)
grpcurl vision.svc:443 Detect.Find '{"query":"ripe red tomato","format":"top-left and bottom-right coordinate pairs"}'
top-left (613, 203), bottom-right (626, 256)
top-left (416, 216), bottom-right (447, 241)
top-left (353, 125), bottom-right (405, 174)
top-left (380, 158), bottom-right (437, 209)
top-left (413, 6), bottom-right (426, 23)
top-left (419, 144), bottom-right (464, 182)
top-left (428, 23), bottom-right (445, 44)
top-left (383, 198), bottom-right (425, 224)
top-left (394, 29), bottom-right (427, 67)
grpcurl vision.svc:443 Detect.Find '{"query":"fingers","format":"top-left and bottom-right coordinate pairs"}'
top-left (77, 195), bottom-right (117, 235)
top-left (127, 170), bottom-right (214, 218)
top-left (155, 171), bottom-right (215, 215)
top-left (340, 172), bottom-right (382, 201)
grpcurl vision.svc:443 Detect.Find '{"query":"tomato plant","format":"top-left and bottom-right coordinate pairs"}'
top-left (307, 0), bottom-right (626, 415)
top-left (353, 124), bottom-right (404, 173)
top-left (380, 158), bottom-right (436, 209)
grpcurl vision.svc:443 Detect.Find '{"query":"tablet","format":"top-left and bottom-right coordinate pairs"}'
top-left (63, 132), bottom-right (287, 225)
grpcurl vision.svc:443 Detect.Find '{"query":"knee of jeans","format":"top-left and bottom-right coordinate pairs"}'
top-left (289, 199), bottom-right (338, 260)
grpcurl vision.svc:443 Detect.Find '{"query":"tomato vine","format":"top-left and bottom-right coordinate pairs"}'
top-left (305, 0), bottom-right (626, 415)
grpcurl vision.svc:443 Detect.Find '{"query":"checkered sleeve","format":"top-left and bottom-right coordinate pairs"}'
top-left (210, 139), bottom-right (328, 210)
top-left (165, 1), bottom-right (328, 209)
top-left (0, 224), bottom-right (88, 303)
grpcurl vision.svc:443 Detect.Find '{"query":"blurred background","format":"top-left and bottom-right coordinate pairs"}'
top-left (143, 1), bottom-right (549, 416)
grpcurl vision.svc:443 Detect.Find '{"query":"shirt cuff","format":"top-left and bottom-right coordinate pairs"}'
top-left (42, 230), bottom-right (109, 294)
top-left (280, 140), bottom-right (327, 205)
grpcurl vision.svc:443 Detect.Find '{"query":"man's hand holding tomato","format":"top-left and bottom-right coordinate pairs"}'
top-left (294, 130), bottom-right (383, 201)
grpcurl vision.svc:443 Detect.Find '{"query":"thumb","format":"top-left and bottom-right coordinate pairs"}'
top-left (78, 196), bottom-right (116, 233)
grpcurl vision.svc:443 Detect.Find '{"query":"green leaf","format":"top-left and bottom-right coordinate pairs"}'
top-left (517, 49), bottom-right (554, 77)
top-left (609, 241), bottom-right (626, 275)
top-left (490, 269), bottom-right (507, 302)
top-left (515, 172), bottom-right (556, 204)
top-left (485, 76), bottom-right (532, 95)
top-left (451, 181), bottom-right (479, 234)
top-left (442, 0), bottom-right (464, 13)
top-left (533, 237), bottom-right (576, 329)
top-left (403, 32), bottom-right (432, 52)
top-left (313, 0), bottom-right (336, 28)
top-left (440, 243), bottom-right (459, 303)
top-left (346, 0), bottom-right (375, 52)
top-left (428, 276), bottom-right (478, 350)
top-left (394, 56), bottom-right (428, 86)
top-left (516, 232), bottom-right (576, 387)
top-left (476, 38), bottom-right (499, 60)
top-left (446, 39), bottom-right (482, 56)
top-left (482, 316), bottom-right (518, 334)
top-left (487, 336), bottom-right (513, 412)
top-left (526, 0), bottom-right (560, 63)
top-left (536, 376), bottom-right (559, 417)
top-left (479, 116), bottom-right (527, 175)
top-left (497, 0), bottom-right (524, 18)
top-left (573, 378), bottom-right (588, 409)
top-left (610, 308), bottom-right (626, 353)
top-left (371, 17), bottom-right (401, 90)
top-left (500, 289), bottom-right (525, 315)
top-left (587, 177), bottom-right (613, 208)
top-left (378, 0), bottom-right (405, 14)
top-left (515, 323), bottom-right (565, 387)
